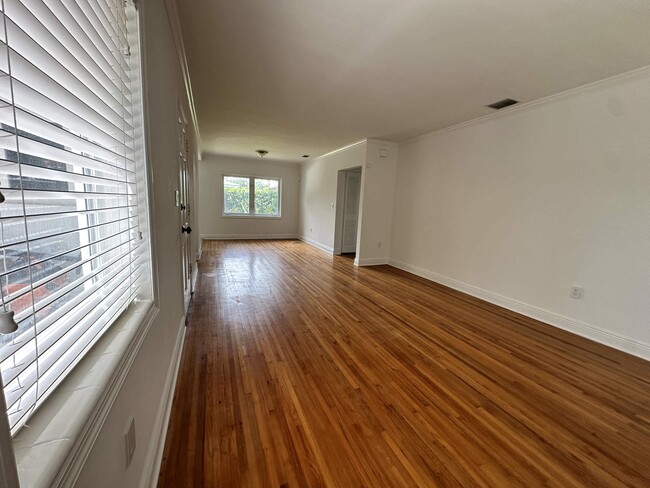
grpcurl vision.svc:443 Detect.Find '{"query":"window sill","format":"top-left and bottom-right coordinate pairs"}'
top-left (221, 214), bottom-right (283, 219)
top-left (12, 299), bottom-right (158, 488)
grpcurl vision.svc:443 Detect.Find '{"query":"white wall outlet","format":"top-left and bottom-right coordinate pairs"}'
top-left (379, 149), bottom-right (388, 158)
top-left (125, 417), bottom-right (136, 468)
top-left (569, 286), bottom-right (584, 299)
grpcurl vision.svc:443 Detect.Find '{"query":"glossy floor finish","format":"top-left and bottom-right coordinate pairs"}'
top-left (158, 240), bottom-right (650, 488)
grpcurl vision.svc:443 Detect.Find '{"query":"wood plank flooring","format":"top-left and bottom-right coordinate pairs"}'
top-left (157, 239), bottom-right (650, 487)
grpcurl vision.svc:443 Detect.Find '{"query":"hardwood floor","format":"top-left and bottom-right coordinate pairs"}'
top-left (157, 239), bottom-right (650, 488)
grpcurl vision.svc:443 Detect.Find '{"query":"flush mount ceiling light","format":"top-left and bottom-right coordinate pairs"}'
top-left (487, 98), bottom-right (519, 110)
top-left (302, 155), bottom-right (309, 158)
top-left (256, 149), bottom-right (268, 158)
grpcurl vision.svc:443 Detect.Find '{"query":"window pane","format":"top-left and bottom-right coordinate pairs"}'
top-left (254, 178), bottom-right (279, 216)
top-left (223, 176), bottom-right (250, 214)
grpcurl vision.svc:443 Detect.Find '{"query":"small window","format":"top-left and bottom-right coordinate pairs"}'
top-left (223, 176), bottom-right (281, 217)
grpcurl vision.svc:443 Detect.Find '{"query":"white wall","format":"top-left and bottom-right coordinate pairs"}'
top-left (299, 139), bottom-right (398, 265)
top-left (355, 140), bottom-right (398, 265)
top-left (391, 68), bottom-right (650, 359)
top-left (300, 142), bottom-right (367, 251)
top-left (74, 0), bottom-right (199, 486)
top-left (198, 154), bottom-right (300, 239)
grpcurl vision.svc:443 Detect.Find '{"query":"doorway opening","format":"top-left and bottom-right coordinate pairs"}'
top-left (334, 167), bottom-right (362, 257)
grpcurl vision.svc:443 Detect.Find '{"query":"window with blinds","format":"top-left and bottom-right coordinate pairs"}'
top-left (0, 0), bottom-right (151, 435)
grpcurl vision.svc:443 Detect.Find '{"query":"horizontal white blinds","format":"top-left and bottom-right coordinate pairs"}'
top-left (0, 0), bottom-right (147, 434)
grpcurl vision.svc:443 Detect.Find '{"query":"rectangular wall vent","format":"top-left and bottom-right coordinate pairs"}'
top-left (487, 98), bottom-right (519, 110)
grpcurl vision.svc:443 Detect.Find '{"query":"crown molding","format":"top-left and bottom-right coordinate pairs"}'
top-left (303, 139), bottom-right (368, 165)
top-left (200, 152), bottom-right (301, 167)
top-left (366, 138), bottom-right (398, 147)
top-left (402, 64), bottom-right (650, 147)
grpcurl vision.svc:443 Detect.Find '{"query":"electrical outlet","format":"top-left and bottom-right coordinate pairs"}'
top-left (125, 417), bottom-right (136, 468)
top-left (377, 242), bottom-right (382, 248)
top-left (569, 286), bottom-right (584, 299)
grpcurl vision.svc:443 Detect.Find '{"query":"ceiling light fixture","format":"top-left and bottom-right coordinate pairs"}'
top-left (302, 155), bottom-right (309, 158)
top-left (256, 149), bottom-right (268, 158)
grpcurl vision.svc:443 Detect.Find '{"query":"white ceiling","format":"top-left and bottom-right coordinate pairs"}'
top-left (177, 0), bottom-right (650, 163)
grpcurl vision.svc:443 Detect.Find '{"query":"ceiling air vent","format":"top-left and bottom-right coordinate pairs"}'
top-left (487, 98), bottom-right (519, 110)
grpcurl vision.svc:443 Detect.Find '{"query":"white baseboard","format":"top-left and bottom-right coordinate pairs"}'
top-left (355, 257), bottom-right (389, 267)
top-left (298, 236), bottom-right (334, 253)
top-left (201, 234), bottom-right (298, 240)
top-left (388, 259), bottom-right (650, 361)
top-left (191, 262), bottom-right (198, 294)
top-left (140, 319), bottom-right (186, 488)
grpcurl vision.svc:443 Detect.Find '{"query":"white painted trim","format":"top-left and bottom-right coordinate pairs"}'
top-left (366, 138), bottom-right (399, 146)
top-left (201, 152), bottom-right (301, 166)
top-left (298, 236), bottom-right (334, 254)
top-left (47, 301), bottom-right (159, 488)
top-left (183, 289), bottom-right (192, 313)
top-left (355, 257), bottom-right (389, 267)
top-left (196, 239), bottom-right (202, 261)
top-left (401, 64), bottom-right (650, 147)
top-left (191, 263), bottom-right (198, 293)
top-left (388, 259), bottom-right (650, 361)
top-left (201, 234), bottom-right (298, 240)
top-left (137, 0), bottom-right (161, 307)
top-left (139, 319), bottom-right (186, 488)
top-left (302, 139), bottom-right (367, 165)
top-left (163, 0), bottom-right (202, 156)
top-left (0, 377), bottom-right (18, 488)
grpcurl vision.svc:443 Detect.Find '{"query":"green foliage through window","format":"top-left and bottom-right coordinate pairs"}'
top-left (223, 176), bottom-right (280, 216)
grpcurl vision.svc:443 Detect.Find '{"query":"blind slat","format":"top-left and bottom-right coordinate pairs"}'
top-left (0, 41), bottom-right (134, 134)
top-left (0, 159), bottom-right (131, 190)
top-left (6, 269), bottom-right (134, 413)
top-left (2, 238), bottom-right (138, 397)
top-left (0, 129), bottom-right (136, 177)
top-left (43, 0), bottom-right (131, 91)
top-left (0, 214), bottom-right (131, 251)
top-left (0, 239), bottom-right (142, 364)
top-left (8, 0), bottom-right (131, 112)
top-left (59, 0), bottom-right (130, 83)
top-left (0, 225), bottom-right (138, 279)
top-left (22, 0), bottom-right (132, 99)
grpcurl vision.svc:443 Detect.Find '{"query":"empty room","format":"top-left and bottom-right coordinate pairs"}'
top-left (0, 1), bottom-right (649, 487)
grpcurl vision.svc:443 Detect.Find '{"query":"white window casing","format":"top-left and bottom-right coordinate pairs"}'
top-left (222, 174), bottom-right (282, 218)
top-left (0, 0), bottom-right (152, 451)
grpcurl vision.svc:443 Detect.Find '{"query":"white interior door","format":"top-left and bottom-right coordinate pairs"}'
top-left (341, 171), bottom-right (361, 253)
top-left (178, 114), bottom-right (192, 308)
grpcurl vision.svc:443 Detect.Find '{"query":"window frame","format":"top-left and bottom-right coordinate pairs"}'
top-left (221, 174), bottom-right (282, 219)
top-left (0, 0), bottom-right (153, 438)
top-left (0, 0), bottom-right (159, 485)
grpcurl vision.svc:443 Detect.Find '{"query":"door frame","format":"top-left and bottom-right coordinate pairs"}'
top-left (333, 166), bottom-right (362, 255)
top-left (177, 101), bottom-right (193, 311)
